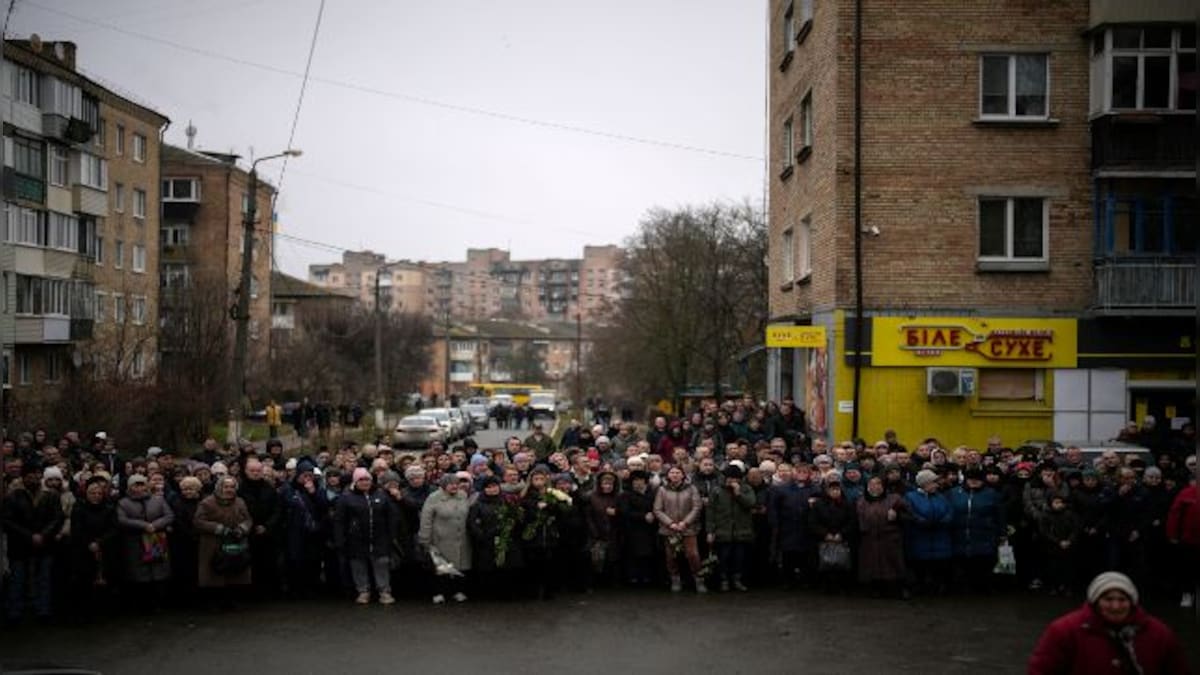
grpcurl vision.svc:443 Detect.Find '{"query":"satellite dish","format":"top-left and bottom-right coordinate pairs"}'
top-left (29, 33), bottom-right (43, 52)
top-left (54, 42), bottom-right (65, 60)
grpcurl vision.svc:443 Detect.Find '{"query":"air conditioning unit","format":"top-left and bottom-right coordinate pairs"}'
top-left (926, 367), bottom-right (976, 397)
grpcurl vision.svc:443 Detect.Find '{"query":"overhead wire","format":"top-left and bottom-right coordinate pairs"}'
top-left (22, 0), bottom-right (762, 162)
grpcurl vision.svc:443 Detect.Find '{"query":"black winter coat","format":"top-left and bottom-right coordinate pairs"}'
top-left (617, 488), bottom-right (657, 559)
top-left (809, 495), bottom-right (858, 541)
top-left (335, 488), bottom-right (395, 559)
top-left (468, 493), bottom-right (505, 572)
top-left (68, 499), bottom-right (119, 583)
top-left (239, 478), bottom-right (282, 536)
top-left (768, 482), bottom-right (817, 553)
top-left (2, 487), bottom-right (64, 560)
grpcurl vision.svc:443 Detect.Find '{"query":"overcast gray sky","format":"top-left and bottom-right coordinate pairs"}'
top-left (10, 0), bottom-right (766, 276)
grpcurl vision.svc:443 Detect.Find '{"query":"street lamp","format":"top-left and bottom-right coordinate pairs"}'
top-left (228, 148), bottom-right (302, 443)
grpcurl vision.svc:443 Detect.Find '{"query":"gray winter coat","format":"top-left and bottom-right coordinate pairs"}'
top-left (419, 488), bottom-right (472, 572)
top-left (117, 494), bottom-right (175, 583)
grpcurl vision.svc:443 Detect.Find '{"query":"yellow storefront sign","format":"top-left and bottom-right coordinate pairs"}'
top-left (766, 325), bottom-right (827, 349)
top-left (871, 317), bottom-right (1077, 368)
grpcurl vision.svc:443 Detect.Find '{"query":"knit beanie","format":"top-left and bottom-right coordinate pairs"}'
top-left (42, 466), bottom-right (64, 481)
top-left (1087, 571), bottom-right (1138, 605)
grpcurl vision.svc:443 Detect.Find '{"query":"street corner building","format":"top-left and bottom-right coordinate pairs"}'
top-left (764, 0), bottom-right (1197, 447)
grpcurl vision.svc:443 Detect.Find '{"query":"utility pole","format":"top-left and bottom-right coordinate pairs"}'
top-left (374, 265), bottom-right (385, 430)
top-left (227, 150), bottom-right (300, 443)
top-left (442, 310), bottom-right (452, 405)
top-left (574, 312), bottom-right (582, 414)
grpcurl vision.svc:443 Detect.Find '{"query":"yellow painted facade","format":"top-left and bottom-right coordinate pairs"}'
top-left (822, 311), bottom-right (1057, 449)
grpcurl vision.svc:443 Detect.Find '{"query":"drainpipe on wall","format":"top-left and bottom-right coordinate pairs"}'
top-left (851, 0), bottom-right (865, 439)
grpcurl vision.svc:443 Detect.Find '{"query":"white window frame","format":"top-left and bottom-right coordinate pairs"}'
top-left (132, 295), bottom-right (146, 325)
top-left (797, 215), bottom-right (812, 280)
top-left (48, 211), bottom-right (77, 252)
top-left (79, 152), bottom-right (108, 191)
top-left (49, 145), bottom-right (69, 187)
top-left (161, 178), bottom-right (200, 202)
top-left (133, 188), bottom-right (146, 219)
top-left (114, 239), bottom-right (124, 269)
top-left (95, 236), bottom-right (104, 266)
top-left (800, 90), bottom-right (814, 150)
top-left (114, 182), bottom-right (125, 213)
top-left (781, 117), bottom-right (795, 172)
top-left (979, 53), bottom-right (1051, 119)
top-left (95, 290), bottom-right (107, 323)
top-left (132, 244), bottom-right (146, 273)
top-left (113, 292), bottom-right (125, 324)
top-left (977, 197), bottom-right (1049, 262)
top-left (17, 352), bottom-right (30, 386)
top-left (132, 133), bottom-right (146, 163)
top-left (783, 2), bottom-right (797, 54)
top-left (130, 349), bottom-right (146, 379)
top-left (115, 124), bottom-right (125, 155)
top-left (45, 352), bottom-right (61, 384)
top-left (12, 65), bottom-right (39, 106)
top-left (1099, 27), bottom-right (1195, 112)
top-left (781, 227), bottom-right (795, 282)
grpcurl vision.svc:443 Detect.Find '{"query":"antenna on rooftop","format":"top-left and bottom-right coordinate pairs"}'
top-left (185, 120), bottom-right (197, 149)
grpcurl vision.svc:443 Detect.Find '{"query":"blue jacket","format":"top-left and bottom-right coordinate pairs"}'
top-left (948, 485), bottom-right (1003, 558)
top-left (904, 489), bottom-right (954, 561)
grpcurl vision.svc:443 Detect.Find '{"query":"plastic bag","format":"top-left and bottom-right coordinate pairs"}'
top-left (994, 542), bottom-right (1016, 575)
top-left (818, 541), bottom-right (851, 572)
top-left (430, 548), bottom-right (464, 577)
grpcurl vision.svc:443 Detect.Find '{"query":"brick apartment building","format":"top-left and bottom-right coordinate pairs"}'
top-left (0, 38), bottom-right (168, 421)
top-left (158, 143), bottom-right (275, 374)
top-left (766, 0), bottom-right (1196, 446)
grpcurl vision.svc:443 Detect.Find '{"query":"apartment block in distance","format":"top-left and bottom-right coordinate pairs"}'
top-left (0, 37), bottom-right (168, 421)
top-left (159, 143), bottom-right (275, 374)
top-left (309, 244), bottom-right (626, 324)
top-left (765, 0), bottom-right (1195, 447)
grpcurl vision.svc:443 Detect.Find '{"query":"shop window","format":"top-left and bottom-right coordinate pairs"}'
top-left (978, 369), bottom-right (1043, 401)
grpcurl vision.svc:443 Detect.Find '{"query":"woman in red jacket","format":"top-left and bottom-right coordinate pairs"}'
top-left (1166, 476), bottom-right (1199, 609)
top-left (1028, 571), bottom-right (1189, 675)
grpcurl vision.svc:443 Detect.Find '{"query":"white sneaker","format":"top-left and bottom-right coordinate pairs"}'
top-left (1182, 593), bottom-right (1194, 609)
top-left (432, 594), bottom-right (446, 605)
top-left (355, 592), bottom-right (370, 605)
top-left (452, 592), bottom-right (468, 603)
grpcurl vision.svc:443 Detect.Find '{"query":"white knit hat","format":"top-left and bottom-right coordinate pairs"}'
top-left (1087, 571), bottom-right (1138, 605)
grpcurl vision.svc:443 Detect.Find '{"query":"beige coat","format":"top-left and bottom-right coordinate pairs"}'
top-left (653, 482), bottom-right (703, 536)
top-left (194, 495), bottom-right (253, 588)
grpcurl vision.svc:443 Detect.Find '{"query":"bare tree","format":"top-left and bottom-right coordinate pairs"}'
top-left (584, 201), bottom-right (768, 412)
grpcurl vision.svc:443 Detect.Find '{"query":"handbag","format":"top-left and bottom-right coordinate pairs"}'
top-left (211, 533), bottom-right (251, 575)
top-left (993, 541), bottom-right (1017, 575)
top-left (817, 540), bottom-right (851, 572)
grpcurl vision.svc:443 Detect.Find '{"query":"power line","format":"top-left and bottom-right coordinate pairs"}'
top-left (274, 0), bottom-right (325, 202)
top-left (22, 0), bottom-right (763, 162)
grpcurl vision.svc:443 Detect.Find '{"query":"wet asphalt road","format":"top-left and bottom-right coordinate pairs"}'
top-left (2, 590), bottom-right (1197, 675)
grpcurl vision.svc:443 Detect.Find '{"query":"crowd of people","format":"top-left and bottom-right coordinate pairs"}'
top-left (1, 397), bottom-right (1198, 627)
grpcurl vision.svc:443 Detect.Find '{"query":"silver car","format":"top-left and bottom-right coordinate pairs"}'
top-left (461, 401), bottom-right (490, 429)
top-left (394, 415), bottom-right (446, 448)
top-left (418, 408), bottom-right (457, 441)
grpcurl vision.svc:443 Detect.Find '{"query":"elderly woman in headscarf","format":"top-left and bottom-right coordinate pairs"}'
top-left (419, 472), bottom-right (472, 604)
top-left (167, 475), bottom-right (204, 606)
top-left (116, 473), bottom-right (174, 609)
top-left (194, 475), bottom-right (253, 606)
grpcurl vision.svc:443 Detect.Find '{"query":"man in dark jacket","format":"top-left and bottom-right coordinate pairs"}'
top-left (3, 465), bottom-right (65, 622)
top-left (239, 458), bottom-right (283, 599)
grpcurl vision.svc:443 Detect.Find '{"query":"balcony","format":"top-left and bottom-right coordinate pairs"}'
top-left (14, 316), bottom-right (71, 343)
top-left (72, 184), bottom-right (107, 217)
top-left (41, 114), bottom-right (93, 145)
top-left (1091, 114), bottom-right (1196, 174)
top-left (2, 168), bottom-right (45, 204)
top-left (160, 242), bottom-right (192, 262)
top-left (1094, 257), bottom-right (1195, 314)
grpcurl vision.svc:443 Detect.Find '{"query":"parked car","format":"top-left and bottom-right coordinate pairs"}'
top-left (448, 406), bottom-right (472, 436)
top-left (420, 408), bottom-right (458, 441)
top-left (529, 391), bottom-right (557, 419)
top-left (394, 415), bottom-right (446, 448)
top-left (1020, 439), bottom-right (1153, 467)
top-left (461, 401), bottom-right (490, 429)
